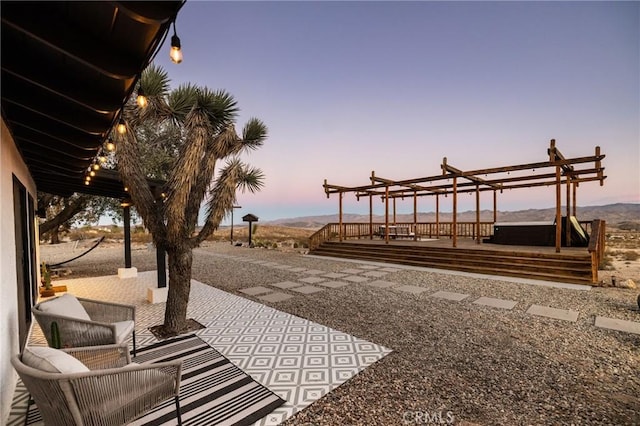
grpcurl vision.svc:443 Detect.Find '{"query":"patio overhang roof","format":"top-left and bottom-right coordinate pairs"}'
top-left (1, 1), bottom-right (184, 199)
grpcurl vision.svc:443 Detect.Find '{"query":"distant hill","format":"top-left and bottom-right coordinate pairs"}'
top-left (265, 203), bottom-right (639, 229)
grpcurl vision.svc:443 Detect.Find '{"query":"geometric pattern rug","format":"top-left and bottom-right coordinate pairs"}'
top-left (26, 334), bottom-right (285, 426)
top-left (10, 270), bottom-right (392, 425)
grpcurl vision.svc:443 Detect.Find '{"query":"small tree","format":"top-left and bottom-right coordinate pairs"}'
top-left (116, 66), bottom-right (266, 334)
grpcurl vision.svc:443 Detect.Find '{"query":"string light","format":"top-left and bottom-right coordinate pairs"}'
top-left (136, 86), bottom-right (148, 108)
top-left (169, 22), bottom-right (183, 64)
top-left (92, 163), bottom-right (100, 171)
top-left (117, 117), bottom-right (126, 134)
top-left (105, 138), bottom-right (115, 152)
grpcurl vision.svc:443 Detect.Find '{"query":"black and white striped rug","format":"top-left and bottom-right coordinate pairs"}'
top-left (27, 334), bottom-right (285, 426)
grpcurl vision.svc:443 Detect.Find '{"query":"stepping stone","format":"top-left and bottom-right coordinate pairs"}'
top-left (341, 268), bottom-right (364, 274)
top-left (272, 281), bottom-right (303, 290)
top-left (290, 286), bottom-right (324, 294)
top-left (363, 271), bottom-right (388, 278)
top-left (273, 265), bottom-right (294, 270)
top-left (379, 267), bottom-right (401, 273)
top-left (299, 276), bottom-right (327, 284)
top-left (303, 269), bottom-right (325, 275)
top-left (343, 275), bottom-right (370, 283)
top-left (240, 286), bottom-right (273, 296)
top-left (316, 281), bottom-right (350, 288)
top-left (594, 316), bottom-right (640, 335)
top-left (395, 285), bottom-right (427, 294)
top-left (324, 272), bottom-right (349, 279)
top-left (365, 280), bottom-right (397, 288)
top-left (430, 291), bottom-right (469, 301)
top-left (358, 265), bottom-right (380, 270)
top-left (473, 297), bottom-right (518, 310)
top-left (289, 267), bottom-right (308, 273)
top-left (259, 292), bottom-right (295, 303)
top-left (526, 305), bottom-right (579, 322)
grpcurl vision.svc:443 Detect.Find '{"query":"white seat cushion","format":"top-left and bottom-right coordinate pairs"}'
top-left (38, 293), bottom-right (91, 321)
top-left (113, 320), bottom-right (135, 343)
top-left (22, 346), bottom-right (89, 374)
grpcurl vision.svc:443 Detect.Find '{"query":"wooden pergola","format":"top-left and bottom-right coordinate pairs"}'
top-left (323, 140), bottom-right (606, 253)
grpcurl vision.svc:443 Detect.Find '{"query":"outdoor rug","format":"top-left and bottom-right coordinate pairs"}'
top-left (26, 334), bottom-right (285, 426)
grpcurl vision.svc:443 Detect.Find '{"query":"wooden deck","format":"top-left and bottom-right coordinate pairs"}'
top-left (309, 237), bottom-right (595, 285)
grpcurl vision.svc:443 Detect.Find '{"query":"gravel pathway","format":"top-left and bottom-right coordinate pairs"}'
top-left (43, 242), bottom-right (640, 425)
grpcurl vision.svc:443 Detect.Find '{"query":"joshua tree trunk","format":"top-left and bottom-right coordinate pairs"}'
top-left (164, 245), bottom-right (193, 333)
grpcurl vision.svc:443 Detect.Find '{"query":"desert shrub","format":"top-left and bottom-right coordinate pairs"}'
top-left (623, 251), bottom-right (639, 261)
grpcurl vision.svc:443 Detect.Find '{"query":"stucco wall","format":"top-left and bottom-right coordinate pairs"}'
top-left (0, 118), bottom-right (37, 423)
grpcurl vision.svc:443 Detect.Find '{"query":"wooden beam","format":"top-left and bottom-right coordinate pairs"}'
top-left (339, 192), bottom-right (343, 242)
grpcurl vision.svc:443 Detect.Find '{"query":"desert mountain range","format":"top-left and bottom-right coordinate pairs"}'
top-left (266, 203), bottom-right (639, 229)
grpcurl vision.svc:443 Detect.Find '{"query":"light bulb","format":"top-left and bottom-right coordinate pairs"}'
top-left (170, 34), bottom-right (183, 64)
top-left (117, 118), bottom-right (126, 134)
top-left (92, 163), bottom-right (100, 171)
top-left (106, 141), bottom-right (115, 151)
top-left (136, 87), bottom-right (147, 108)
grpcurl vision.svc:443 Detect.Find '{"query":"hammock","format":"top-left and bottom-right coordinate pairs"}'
top-left (48, 236), bottom-right (105, 268)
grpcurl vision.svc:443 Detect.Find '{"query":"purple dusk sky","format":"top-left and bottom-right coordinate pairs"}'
top-left (152, 1), bottom-right (639, 222)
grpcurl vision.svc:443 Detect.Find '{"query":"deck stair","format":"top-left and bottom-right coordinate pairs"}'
top-left (309, 241), bottom-right (594, 285)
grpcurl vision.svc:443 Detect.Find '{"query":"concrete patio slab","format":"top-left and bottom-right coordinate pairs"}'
top-left (323, 272), bottom-right (349, 279)
top-left (240, 286), bottom-right (273, 296)
top-left (303, 269), bottom-right (325, 275)
top-left (316, 281), bottom-right (350, 289)
top-left (430, 291), bottom-right (469, 301)
top-left (341, 268), bottom-right (365, 274)
top-left (594, 316), bottom-right (640, 335)
top-left (290, 285), bottom-right (324, 294)
top-left (272, 281), bottom-right (304, 290)
top-left (288, 267), bottom-right (308, 273)
top-left (259, 292), bottom-right (295, 303)
top-left (364, 280), bottom-right (397, 288)
top-left (363, 271), bottom-right (389, 278)
top-left (299, 276), bottom-right (327, 284)
top-left (395, 285), bottom-right (428, 294)
top-left (473, 297), bottom-right (518, 310)
top-left (343, 275), bottom-right (371, 283)
top-left (526, 304), bottom-right (579, 322)
top-left (379, 267), bottom-right (402, 273)
top-left (357, 265), bottom-right (380, 270)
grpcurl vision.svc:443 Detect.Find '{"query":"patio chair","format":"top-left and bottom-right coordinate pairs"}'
top-left (12, 344), bottom-right (182, 425)
top-left (32, 293), bottom-right (137, 356)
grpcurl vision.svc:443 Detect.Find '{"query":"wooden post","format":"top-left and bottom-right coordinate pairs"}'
top-left (475, 184), bottom-right (480, 244)
top-left (566, 174), bottom-right (572, 247)
top-left (551, 139), bottom-right (562, 253)
top-left (435, 194), bottom-right (440, 239)
top-left (452, 176), bottom-right (457, 248)
top-left (413, 190), bottom-right (418, 241)
top-left (493, 190), bottom-right (497, 224)
top-left (393, 197), bottom-right (397, 224)
top-left (384, 186), bottom-right (389, 244)
top-left (572, 181), bottom-right (577, 217)
top-left (369, 194), bottom-right (373, 240)
top-left (339, 192), bottom-right (343, 242)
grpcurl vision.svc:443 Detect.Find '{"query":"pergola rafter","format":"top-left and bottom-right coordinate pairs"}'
top-left (323, 139), bottom-right (606, 251)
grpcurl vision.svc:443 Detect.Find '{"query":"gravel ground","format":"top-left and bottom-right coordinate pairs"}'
top-left (42, 241), bottom-right (640, 425)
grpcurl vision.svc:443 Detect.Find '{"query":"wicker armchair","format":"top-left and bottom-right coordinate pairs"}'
top-left (32, 294), bottom-right (137, 355)
top-left (12, 344), bottom-right (182, 425)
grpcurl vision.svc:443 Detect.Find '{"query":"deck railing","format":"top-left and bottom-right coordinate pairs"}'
top-left (587, 219), bottom-right (606, 284)
top-left (309, 222), bottom-right (494, 250)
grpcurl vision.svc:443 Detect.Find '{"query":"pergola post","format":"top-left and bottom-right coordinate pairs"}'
top-left (551, 139), bottom-right (562, 253)
top-left (493, 190), bottom-right (497, 223)
top-left (452, 176), bottom-right (457, 248)
top-left (384, 185), bottom-right (389, 244)
top-left (475, 184), bottom-right (480, 244)
top-left (392, 197), bottom-right (397, 224)
top-left (338, 192), bottom-right (343, 242)
top-left (123, 205), bottom-right (132, 268)
top-left (413, 190), bottom-right (418, 241)
top-left (435, 193), bottom-right (440, 239)
top-left (566, 174), bottom-right (572, 247)
top-left (369, 194), bottom-right (373, 240)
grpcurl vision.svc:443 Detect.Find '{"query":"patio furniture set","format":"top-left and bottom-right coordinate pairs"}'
top-left (14, 293), bottom-right (183, 425)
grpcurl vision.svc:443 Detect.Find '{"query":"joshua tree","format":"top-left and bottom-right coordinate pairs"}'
top-left (115, 65), bottom-right (266, 334)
